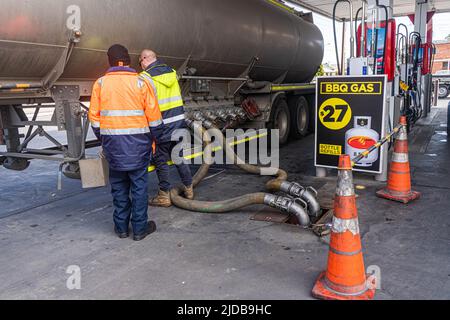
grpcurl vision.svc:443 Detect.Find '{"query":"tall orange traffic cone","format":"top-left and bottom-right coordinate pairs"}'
top-left (312, 155), bottom-right (376, 300)
top-left (376, 116), bottom-right (420, 203)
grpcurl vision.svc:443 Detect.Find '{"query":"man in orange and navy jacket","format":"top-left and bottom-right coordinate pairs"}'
top-left (89, 44), bottom-right (164, 241)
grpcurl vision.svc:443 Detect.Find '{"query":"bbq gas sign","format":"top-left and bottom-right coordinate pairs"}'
top-left (315, 75), bottom-right (387, 173)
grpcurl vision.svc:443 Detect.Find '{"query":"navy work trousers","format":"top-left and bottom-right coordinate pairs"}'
top-left (109, 167), bottom-right (149, 235)
top-left (154, 141), bottom-right (193, 192)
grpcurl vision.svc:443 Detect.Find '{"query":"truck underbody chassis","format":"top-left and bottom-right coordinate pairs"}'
top-left (0, 76), bottom-right (316, 178)
top-left (0, 0), bottom-right (323, 177)
top-left (0, 83), bottom-right (98, 178)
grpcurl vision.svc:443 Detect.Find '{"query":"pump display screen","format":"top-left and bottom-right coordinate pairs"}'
top-left (367, 28), bottom-right (386, 74)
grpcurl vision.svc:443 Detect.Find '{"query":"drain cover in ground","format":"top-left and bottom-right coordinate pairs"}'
top-left (250, 211), bottom-right (290, 223)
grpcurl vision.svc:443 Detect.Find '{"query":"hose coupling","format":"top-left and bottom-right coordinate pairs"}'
top-left (263, 194), bottom-right (311, 226)
top-left (193, 112), bottom-right (207, 122)
top-left (204, 111), bottom-right (219, 123)
top-left (279, 181), bottom-right (321, 218)
top-left (185, 118), bottom-right (204, 133)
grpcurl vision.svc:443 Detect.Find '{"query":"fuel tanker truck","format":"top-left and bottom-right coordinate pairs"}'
top-left (0, 0), bottom-right (324, 178)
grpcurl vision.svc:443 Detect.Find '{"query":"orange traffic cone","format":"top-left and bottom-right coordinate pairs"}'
top-left (376, 116), bottom-right (420, 203)
top-left (312, 155), bottom-right (376, 300)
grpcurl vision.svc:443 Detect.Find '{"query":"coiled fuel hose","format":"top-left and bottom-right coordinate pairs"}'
top-left (170, 120), bottom-right (321, 226)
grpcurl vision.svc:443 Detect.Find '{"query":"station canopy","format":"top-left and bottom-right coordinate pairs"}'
top-left (289, 0), bottom-right (450, 21)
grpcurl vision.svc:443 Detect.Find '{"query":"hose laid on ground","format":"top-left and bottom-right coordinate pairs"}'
top-left (170, 120), bottom-right (314, 226)
top-left (200, 120), bottom-right (321, 217)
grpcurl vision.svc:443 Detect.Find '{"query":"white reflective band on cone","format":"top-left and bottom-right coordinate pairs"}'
top-left (336, 171), bottom-right (355, 197)
top-left (332, 217), bottom-right (360, 236)
top-left (397, 127), bottom-right (408, 141)
top-left (392, 152), bottom-right (409, 163)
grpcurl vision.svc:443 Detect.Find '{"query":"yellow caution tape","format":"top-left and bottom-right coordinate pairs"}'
top-left (148, 131), bottom-right (268, 173)
top-left (16, 84), bottom-right (31, 89)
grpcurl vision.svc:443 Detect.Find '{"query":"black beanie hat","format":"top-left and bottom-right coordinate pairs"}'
top-left (107, 44), bottom-right (131, 67)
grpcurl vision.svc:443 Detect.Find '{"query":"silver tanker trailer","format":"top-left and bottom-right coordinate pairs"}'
top-left (0, 0), bottom-right (324, 177)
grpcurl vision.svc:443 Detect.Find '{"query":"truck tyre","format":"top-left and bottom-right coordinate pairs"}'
top-left (439, 85), bottom-right (449, 99)
top-left (2, 157), bottom-right (30, 171)
top-left (288, 96), bottom-right (309, 139)
top-left (268, 98), bottom-right (291, 145)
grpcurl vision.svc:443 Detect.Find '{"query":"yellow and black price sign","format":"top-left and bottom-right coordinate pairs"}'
top-left (318, 98), bottom-right (352, 130)
top-left (315, 76), bottom-right (387, 174)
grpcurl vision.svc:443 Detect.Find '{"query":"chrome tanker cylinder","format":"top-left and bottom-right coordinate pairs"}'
top-left (263, 194), bottom-right (310, 226)
top-left (279, 182), bottom-right (321, 217)
top-left (0, 0), bottom-right (324, 88)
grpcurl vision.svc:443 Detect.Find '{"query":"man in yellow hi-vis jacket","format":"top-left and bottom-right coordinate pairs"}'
top-left (139, 49), bottom-right (193, 207)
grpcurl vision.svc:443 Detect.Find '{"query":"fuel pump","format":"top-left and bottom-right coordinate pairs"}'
top-left (332, 0), bottom-right (355, 76)
top-left (394, 24), bottom-right (435, 128)
top-left (331, 0), bottom-right (397, 181)
top-left (348, 1), bottom-right (375, 75)
top-left (398, 6), bottom-right (437, 126)
top-left (351, 1), bottom-right (396, 78)
top-left (331, 0), bottom-right (371, 76)
top-left (408, 32), bottom-right (424, 124)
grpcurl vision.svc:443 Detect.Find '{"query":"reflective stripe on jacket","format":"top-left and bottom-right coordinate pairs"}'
top-left (140, 60), bottom-right (186, 142)
top-left (89, 66), bottom-right (164, 171)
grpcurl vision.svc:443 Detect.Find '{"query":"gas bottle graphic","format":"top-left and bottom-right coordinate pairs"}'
top-left (345, 116), bottom-right (380, 167)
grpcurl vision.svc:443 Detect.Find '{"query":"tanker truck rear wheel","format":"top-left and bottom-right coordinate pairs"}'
top-left (2, 157), bottom-right (30, 171)
top-left (288, 96), bottom-right (309, 139)
top-left (268, 99), bottom-right (291, 145)
top-left (439, 85), bottom-right (449, 99)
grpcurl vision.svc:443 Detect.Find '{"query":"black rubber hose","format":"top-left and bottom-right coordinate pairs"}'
top-left (172, 192), bottom-right (267, 214)
top-left (379, 4), bottom-right (389, 74)
top-left (397, 23), bottom-right (409, 60)
top-left (373, 27), bottom-right (379, 73)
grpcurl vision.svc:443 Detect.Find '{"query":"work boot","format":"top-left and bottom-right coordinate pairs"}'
top-left (149, 190), bottom-right (172, 207)
top-left (133, 221), bottom-right (157, 241)
top-left (114, 226), bottom-right (129, 239)
top-left (184, 184), bottom-right (194, 200)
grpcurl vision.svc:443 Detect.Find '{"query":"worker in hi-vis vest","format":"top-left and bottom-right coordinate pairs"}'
top-left (139, 49), bottom-right (193, 207)
top-left (89, 44), bottom-right (164, 241)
